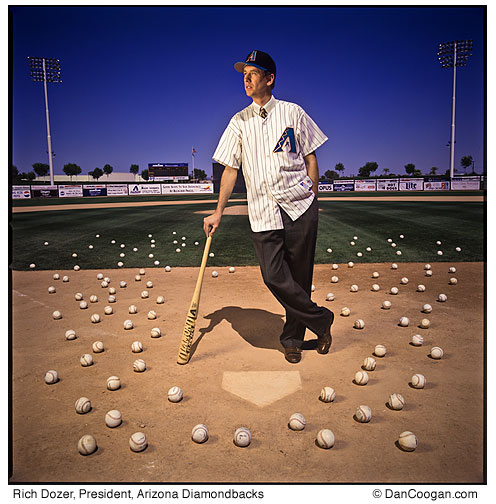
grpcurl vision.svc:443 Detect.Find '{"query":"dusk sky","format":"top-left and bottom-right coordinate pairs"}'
top-left (11, 4), bottom-right (485, 179)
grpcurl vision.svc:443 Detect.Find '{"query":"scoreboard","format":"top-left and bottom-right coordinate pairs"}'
top-left (148, 163), bottom-right (189, 181)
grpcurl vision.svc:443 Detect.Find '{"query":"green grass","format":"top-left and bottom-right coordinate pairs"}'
top-left (10, 200), bottom-right (484, 270)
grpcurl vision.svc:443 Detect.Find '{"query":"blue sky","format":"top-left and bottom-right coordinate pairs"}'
top-left (11, 5), bottom-right (485, 178)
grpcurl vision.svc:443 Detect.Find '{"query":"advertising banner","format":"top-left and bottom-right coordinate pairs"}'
top-left (377, 179), bottom-right (399, 191)
top-left (31, 185), bottom-right (58, 198)
top-left (451, 177), bottom-right (481, 190)
top-left (399, 178), bottom-right (423, 191)
top-left (12, 186), bottom-right (31, 199)
top-left (58, 185), bottom-right (83, 197)
top-left (150, 176), bottom-right (189, 181)
top-left (318, 183), bottom-right (334, 192)
top-left (354, 179), bottom-right (376, 191)
top-left (333, 180), bottom-right (355, 192)
top-left (83, 184), bottom-right (107, 197)
top-left (128, 184), bottom-right (162, 195)
top-left (161, 183), bottom-right (214, 194)
top-left (424, 181), bottom-right (450, 191)
top-left (107, 184), bottom-right (129, 196)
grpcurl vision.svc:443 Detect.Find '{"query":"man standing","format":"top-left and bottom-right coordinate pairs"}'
top-left (203, 50), bottom-right (333, 363)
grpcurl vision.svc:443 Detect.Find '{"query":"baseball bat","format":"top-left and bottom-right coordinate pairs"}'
top-left (177, 234), bottom-right (213, 365)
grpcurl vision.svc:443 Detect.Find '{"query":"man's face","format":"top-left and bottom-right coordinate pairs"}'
top-left (243, 65), bottom-right (272, 99)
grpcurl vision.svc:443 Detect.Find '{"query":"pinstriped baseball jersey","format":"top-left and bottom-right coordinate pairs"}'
top-left (212, 96), bottom-right (328, 232)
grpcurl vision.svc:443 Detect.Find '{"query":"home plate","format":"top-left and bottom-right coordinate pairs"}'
top-left (222, 371), bottom-right (302, 407)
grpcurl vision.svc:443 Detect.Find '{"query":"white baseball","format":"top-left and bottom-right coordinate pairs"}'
top-left (366, 246), bottom-right (372, 252)
top-left (400, 277), bottom-right (409, 284)
top-left (192, 424), bottom-right (209, 444)
top-left (129, 432), bottom-right (148, 452)
top-left (388, 393), bottom-right (405, 410)
top-left (350, 241), bottom-right (355, 246)
top-left (355, 370), bottom-right (369, 385)
top-left (168, 386), bottom-right (183, 402)
top-left (141, 290), bottom-right (149, 299)
top-left (316, 429), bottom-right (335, 449)
top-left (374, 344), bottom-right (387, 357)
top-left (89, 295), bottom-right (98, 303)
top-left (107, 376), bottom-right (121, 390)
top-left (357, 252), bottom-right (363, 257)
top-left (135, 275), bottom-right (141, 282)
top-left (92, 341), bottom-right (104, 353)
top-left (74, 292), bottom-right (83, 301)
top-left (147, 310), bottom-right (157, 320)
top-left (120, 281), bottom-right (127, 288)
top-left (123, 319), bottom-right (134, 330)
top-left (80, 354), bottom-right (93, 367)
top-left (320, 386), bottom-right (336, 403)
top-left (129, 305), bottom-right (138, 314)
top-left (211, 271), bottom-right (218, 278)
top-left (354, 319), bottom-right (365, 329)
top-left (52, 310), bottom-right (62, 320)
top-left (363, 356), bottom-right (376, 370)
top-left (97, 273), bottom-right (104, 280)
top-left (29, 263), bottom-right (35, 269)
top-left (44, 370), bottom-right (59, 384)
top-left (62, 276), bottom-right (69, 282)
top-left (350, 284), bottom-right (359, 292)
top-left (399, 234), bottom-right (404, 239)
top-left (391, 263), bottom-right (398, 269)
top-left (53, 273), bottom-right (60, 280)
top-left (420, 318), bottom-right (431, 329)
top-left (48, 286), bottom-right (56, 294)
top-left (347, 261), bottom-right (354, 268)
top-left (65, 329), bottom-right (77, 341)
top-left (411, 373), bottom-right (426, 389)
top-left (456, 246), bottom-right (462, 252)
top-left (117, 262), bottom-right (124, 268)
top-left (234, 427), bottom-right (251, 447)
top-left (103, 277), bottom-right (111, 283)
top-left (437, 250), bottom-right (443, 256)
top-left (430, 346), bottom-right (444, 359)
top-left (411, 334), bottom-right (424, 346)
top-left (176, 248), bottom-right (181, 253)
top-left (311, 284), bottom-right (316, 292)
top-left (101, 281), bottom-right (109, 288)
top-left (74, 265), bottom-right (80, 271)
top-left (131, 341), bottom-right (143, 353)
top-left (422, 304), bottom-right (432, 313)
top-left (382, 300), bottom-right (392, 309)
top-left (150, 327), bottom-right (161, 338)
top-left (139, 268), bottom-right (146, 275)
top-left (390, 287), bottom-right (399, 295)
top-left (209, 252), bottom-right (215, 258)
top-left (340, 307), bottom-right (351, 317)
top-left (156, 296), bottom-right (165, 304)
top-left (438, 293), bottom-right (448, 302)
top-left (355, 405), bottom-right (372, 423)
top-left (105, 409), bottom-right (122, 428)
top-left (417, 284), bottom-right (426, 292)
top-left (104, 306), bottom-right (113, 315)
top-left (327, 248), bottom-right (333, 254)
top-left (331, 276), bottom-right (339, 283)
top-left (90, 313), bottom-right (101, 324)
top-left (391, 242), bottom-right (396, 247)
top-left (78, 435), bottom-right (97, 455)
top-left (133, 359), bottom-right (146, 372)
top-left (371, 284), bottom-right (380, 291)
top-left (108, 288), bottom-right (116, 295)
top-left (436, 240), bottom-right (442, 245)
top-left (372, 271), bottom-right (379, 278)
top-left (449, 277), bottom-right (458, 285)
top-left (75, 397), bottom-right (92, 414)
top-left (79, 301), bottom-right (88, 309)
top-left (165, 266), bottom-right (171, 272)
top-left (387, 238), bottom-right (392, 243)
top-left (425, 270), bottom-right (433, 277)
top-left (396, 250), bottom-right (402, 255)
top-left (424, 264), bottom-right (432, 270)
top-left (228, 266), bottom-right (236, 273)
top-left (399, 316), bottom-right (409, 327)
top-left (146, 281), bottom-right (153, 288)
top-left (332, 263), bottom-right (338, 270)
top-left (288, 413), bottom-right (306, 431)
top-left (398, 431), bottom-right (418, 451)
top-left (449, 266), bottom-right (456, 273)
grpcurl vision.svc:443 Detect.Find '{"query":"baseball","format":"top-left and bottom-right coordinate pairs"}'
top-left (48, 286), bottom-right (56, 294)
top-left (52, 310), bottom-right (62, 320)
top-left (141, 290), bottom-right (149, 299)
top-left (288, 413), bottom-right (306, 431)
top-left (53, 273), bottom-right (60, 280)
top-left (105, 410), bottom-right (122, 428)
top-left (320, 386), bottom-right (336, 403)
top-left (316, 429), bottom-right (335, 449)
top-left (80, 354), bottom-right (93, 367)
top-left (436, 240), bottom-right (442, 245)
top-left (97, 273), bottom-right (104, 280)
top-left (150, 327), bottom-right (161, 338)
top-left (411, 373), bottom-right (426, 389)
top-left (327, 248), bottom-right (333, 254)
top-left (133, 359), bottom-right (146, 372)
top-left (78, 435), bottom-right (97, 456)
top-left (108, 287), bottom-right (116, 294)
top-left (62, 276), bottom-right (69, 282)
top-left (350, 241), bottom-right (355, 246)
top-left (192, 424), bottom-right (209, 444)
top-left (396, 250), bottom-right (402, 256)
top-left (430, 346), bottom-right (444, 359)
top-left (387, 238), bottom-right (392, 243)
top-left (331, 276), bottom-right (339, 283)
top-left (355, 405), bottom-right (372, 423)
top-left (29, 263), bottom-right (35, 269)
top-left (101, 281), bottom-right (109, 288)
top-left (391, 263), bottom-right (398, 270)
top-left (129, 432), bottom-right (148, 452)
top-left (366, 246), bottom-right (372, 252)
top-left (354, 319), bottom-right (365, 329)
top-left (165, 266), bottom-right (171, 272)
top-left (135, 275), bottom-right (141, 282)
top-left (425, 270), bottom-right (433, 277)
top-left (363, 356), bottom-right (376, 370)
top-left (332, 263), bottom-right (338, 270)
top-left (90, 313), bottom-right (101, 324)
top-left (123, 319), bottom-right (134, 330)
top-left (120, 253), bottom-right (125, 258)
top-left (326, 293), bottom-right (334, 301)
top-left (371, 284), bottom-right (380, 292)
top-left (372, 271), bottom-right (379, 278)
top-left (89, 295), bottom-right (98, 303)
top-left (347, 261), bottom-right (354, 268)
top-left (92, 341), bottom-right (104, 353)
top-left (168, 386), bottom-right (183, 403)
top-left (44, 370), bottom-right (59, 384)
top-left (449, 266), bottom-right (457, 273)
top-left (156, 295), bottom-right (165, 304)
top-left (72, 252), bottom-right (77, 257)
top-left (449, 277), bottom-right (458, 285)
top-left (411, 334), bottom-right (424, 346)
top-left (175, 248), bottom-right (181, 253)
top-left (424, 264), bottom-right (432, 270)
top-left (104, 306), bottom-right (113, 315)
top-left (74, 265), bottom-right (80, 271)
top-left (374, 344), bottom-right (387, 357)
top-left (147, 310), bottom-right (157, 320)
top-left (438, 293), bottom-right (448, 302)
top-left (146, 281), bottom-right (153, 288)
top-left (391, 242), bottom-right (396, 247)
top-left (117, 261), bottom-right (124, 268)
top-left (357, 252), bottom-right (363, 257)
top-left (420, 318), bottom-right (431, 329)
top-left (211, 271), bottom-right (218, 278)
top-left (354, 370), bottom-right (369, 385)
top-left (311, 284), bottom-right (316, 292)
top-left (131, 341), bottom-right (143, 353)
top-left (75, 397), bottom-right (92, 414)
top-left (350, 284), bottom-right (359, 292)
top-left (456, 246), bottom-right (462, 252)
top-left (79, 301), bottom-right (88, 309)
top-left (399, 234), bottom-right (404, 239)
top-left (437, 250), bottom-right (443, 256)
top-left (398, 431), bottom-right (418, 451)
top-left (417, 284), bottom-right (426, 292)
top-left (390, 287), bottom-right (399, 295)
top-left (234, 427), bottom-right (251, 447)
top-left (120, 281), bottom-right (127, 288)
top-left (400, 277), bottom-right (409, 285)
top-left (399, 316), bottom-right (409, 327)
top-left (120, 243), bottom-right (125, 249)
top-left (74, 292), bottom-right (83, 301)
top-left (65, 329), bottom-right (77, 341)
top-left (388, 393), bottom-right (405, 410)
top-left (107, 376), bottom-right (121, 390)
top-left (340, 307), bottom-right (351, 317)
top-left (129, 305), bottom-right (138, 314)
top-left (229, 267), bottom-right (236, 273)
top-left (382, 300), bottom-right (392, 309)
top-left (209, 252), bottom-right (215, 258)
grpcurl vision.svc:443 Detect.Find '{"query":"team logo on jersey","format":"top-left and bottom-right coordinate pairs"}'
top-left (246, 50), bottom-right (257, 62)
top-left (273, 127), bottom-right (296, 153)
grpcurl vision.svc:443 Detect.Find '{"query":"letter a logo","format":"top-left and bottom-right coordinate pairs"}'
top-left (273, 127), bottom-right (296, 153)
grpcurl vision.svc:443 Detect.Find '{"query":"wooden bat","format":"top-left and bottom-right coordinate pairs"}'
top-left (176, 234), bottom-right (213, 365)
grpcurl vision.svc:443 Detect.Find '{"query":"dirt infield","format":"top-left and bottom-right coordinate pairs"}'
top-left (11, 261), bottom-right (484, 483)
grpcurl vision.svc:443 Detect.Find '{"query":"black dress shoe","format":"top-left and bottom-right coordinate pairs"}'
top-left (317, 318), bottom-right (333, 354)
top-left (283, 346), bottom-right (302, 363)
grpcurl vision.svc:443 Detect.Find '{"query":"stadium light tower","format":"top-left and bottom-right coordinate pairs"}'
top-left (437, 40), bottom-right (473, 179)
top-left (27, 57), bottom-right (62, 185)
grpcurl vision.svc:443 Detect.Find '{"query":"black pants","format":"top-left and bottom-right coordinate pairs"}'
top-left (251, 198), bottom-right (333, 349)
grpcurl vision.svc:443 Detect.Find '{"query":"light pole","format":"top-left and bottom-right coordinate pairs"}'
top-left (437, 40), bottom-right (473, 180)
top-left (27, 57), bottom-right (62, 186)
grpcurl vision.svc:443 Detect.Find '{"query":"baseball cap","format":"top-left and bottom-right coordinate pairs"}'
top-left (234, 50), bottom-right (276, 76)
